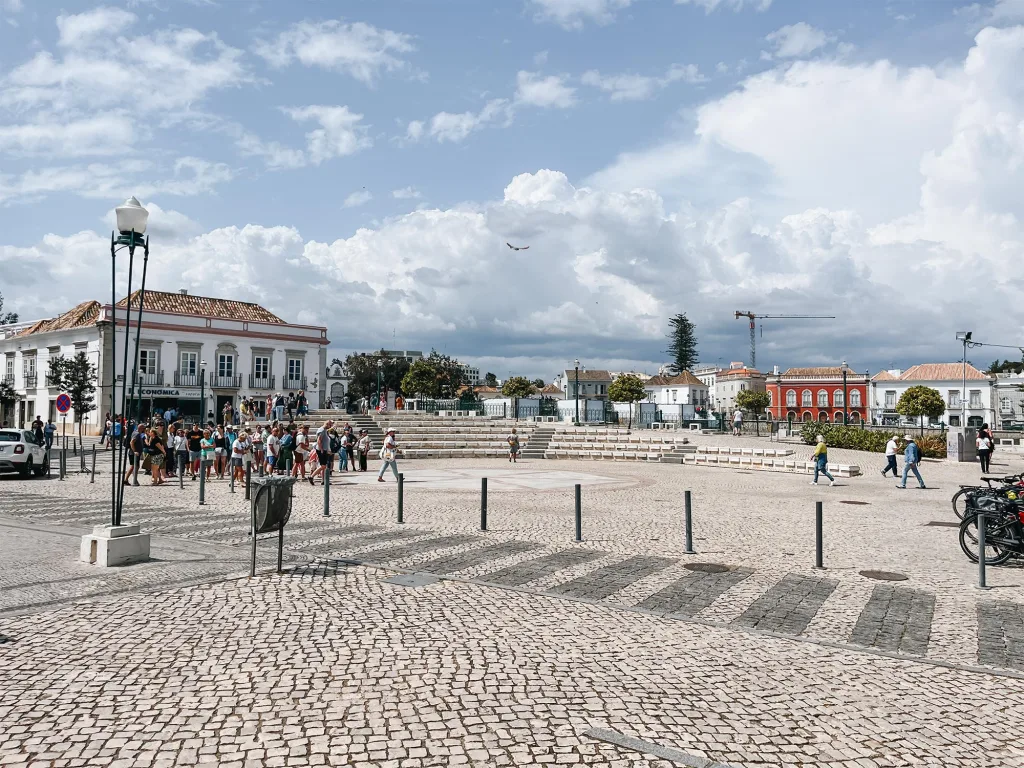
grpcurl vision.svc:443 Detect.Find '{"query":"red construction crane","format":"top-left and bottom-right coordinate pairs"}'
top-left (734, 311), bottom-right (836, 369)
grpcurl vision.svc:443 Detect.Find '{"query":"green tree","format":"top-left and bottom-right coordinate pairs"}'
top-left (483, 372), bottom-right (498, 387)
top-left (608, 373), bottom-right (647, 430)
top-left (531, 378), bottom-right (545, 389)
top-left (401, 359), bottom-right (441, 398)
top-left (896, 386), bottom-right (946, 431)
top-left (735, 390), bottom-right (771, 419)
top-left (664, 313), bottom-right (698, 376)
top-left (501, 376), bottom-right (535, 398)
top-left (336, 351), bottom-right (411, 403)
top-left (428, 351), bottom-right (465, 398)
top-left (46, 352), bottom-right (97, 441)
top-left (0, 291), bottom-right (17, 324)
top-left (0, 378), bottom-right (21, 424)
top-left (987, 358), bottom-right (1024, 374)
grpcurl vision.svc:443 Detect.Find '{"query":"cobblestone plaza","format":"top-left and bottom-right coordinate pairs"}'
top-left (2, 437), bottom-right (1023, 767)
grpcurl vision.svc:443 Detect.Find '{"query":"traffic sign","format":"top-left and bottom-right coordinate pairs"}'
top-left (55, 394), bottom-right (71, 413)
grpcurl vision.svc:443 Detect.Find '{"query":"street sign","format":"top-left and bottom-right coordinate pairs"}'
top-left (55, 394), bottom-right (71, 413)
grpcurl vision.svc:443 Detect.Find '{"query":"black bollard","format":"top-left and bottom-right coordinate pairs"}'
top-left (574, 483), bottom-right (582, 542)
top-left (245, 461), bottom-right (252, 500)
top-left (199, 461), bottom-right (207, 505)
top-left (90, 444), bottom-right (97, 483)
top-left (59, 448), bottom-right (66, 481)
top-left (683, 490), bottom-right (695, 554)
top-left (322, 462), bottom-right (331, 517)
top-left (814, 501), bottom-right (824, 569)
top-left (179, 460), bottom-right (184, 490)
top-left (978, 511), bottom-right (989, 590)
top-left (397, 472), bottom-right (404, 524)
top-left (259, 459), bottom-right (265, 477)
top-left (481, 477), bottom-right (488, 531)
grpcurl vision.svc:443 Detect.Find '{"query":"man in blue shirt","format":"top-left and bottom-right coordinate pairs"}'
top-left (897, 435), bottom-right (926, 489)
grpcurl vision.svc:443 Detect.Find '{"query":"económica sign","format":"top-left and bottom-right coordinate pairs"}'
top-left (139, 388), bottom-right (201, 399)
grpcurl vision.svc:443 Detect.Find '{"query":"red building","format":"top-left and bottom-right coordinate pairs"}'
top-left (766, 366), bottom-right (869, 424)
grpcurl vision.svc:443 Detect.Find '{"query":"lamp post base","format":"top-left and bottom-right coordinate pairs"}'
top-left (80, 524), bottom-right (151, 567)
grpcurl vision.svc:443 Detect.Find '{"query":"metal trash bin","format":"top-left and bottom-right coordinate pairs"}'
top-left (250, 475), bottom-right (296, 534)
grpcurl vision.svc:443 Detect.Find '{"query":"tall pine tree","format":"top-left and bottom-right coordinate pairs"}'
top-left (664, 313), bottom-right (698, 376)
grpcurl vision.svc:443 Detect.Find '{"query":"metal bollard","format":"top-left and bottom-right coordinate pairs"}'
top-left (230, 463), bottom-right (235, 494)
top-left (90, 445), bottom-right (96, 483)
top-left (322, 462), bottom-right (331, 517)
top-left (574, 483), bottom-right (582, 542)
top-left (245, 461), bottom-right (252, 500)
top-left (132, 453), bottom-right (139, 486)
top-left (60, 448), bottom-right (66, 480)
top-left (199, 461), bottom-right (207, 505)
top-left (814, 501), bottom-right (824, 569)
top-left (397, 473), bottom-right (404, 524)
top-left (179, 459), bottom-right (184, 490)
top-left (481, 477), bottom-right (488, 531)
top-left (683, 490), bottom-right (695, 554)
top-left (978, 511), bottom-right (989, 590)
top-left (73, 438), bottom-right (78, 457)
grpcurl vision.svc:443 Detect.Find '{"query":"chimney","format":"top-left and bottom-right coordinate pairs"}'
top-left (179, 288), bottom-right (188, 296)
top-left (773, 365), bottom-right (779, 375)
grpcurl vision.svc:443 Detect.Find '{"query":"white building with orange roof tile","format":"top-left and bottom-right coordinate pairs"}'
top-left (869, 363), bottom-right (995, 428)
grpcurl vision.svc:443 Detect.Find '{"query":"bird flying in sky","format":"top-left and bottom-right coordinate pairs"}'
top-left (506, 242), bottom-right (529, 251)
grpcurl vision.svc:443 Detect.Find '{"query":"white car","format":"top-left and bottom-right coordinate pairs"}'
top-left (0, 429), bottom-right (49, 478)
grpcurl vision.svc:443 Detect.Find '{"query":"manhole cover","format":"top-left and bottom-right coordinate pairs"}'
top-left (0, 634), bottom-right (13, 644)
top-left (925, 521), bottom-right (959, 528)
top-left (684, 563), bottom-right (730, 574)
top-left (381, 573), bottom-right (441, 588)
top-left (859, 570), bottom-right (908, 581)
top-left (840, 500), bottom-right (870, 505)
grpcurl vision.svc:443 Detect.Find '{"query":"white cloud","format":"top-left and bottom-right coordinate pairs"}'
top-left (283, 105), bottom-right (372, 163)
top-left (529, 0), bottom-right (633, 29)
top-left (56, 6), bottom-right (137, 47)
top-left (0, 114), bottom-right (135, 157)
top-left (582, 63), bottom-right (704, 101)
top-left (392, 187), bottom-right (421, 199)
top-left (764, 22), bottom-right (835, 58)
top-left (675, 0), bottom-right (771, 11)
top-left (514, 71), bottom-right (576, 108)
top-left (405, 120), bottom-right (425, 142)
top-left (987, 0), bottom-right (1024, 23)
top-left (343, 190), bottom-right (373, 208)
top-left (425, 99), bottom-right (512, 143)
top-left (253, 20), bottom-right (416, 85)
top-left (2, 0), bottom-right (24, 11)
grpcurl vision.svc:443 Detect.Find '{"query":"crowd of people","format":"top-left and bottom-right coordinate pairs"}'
top-left (100, 410), bottom-right (403, 487)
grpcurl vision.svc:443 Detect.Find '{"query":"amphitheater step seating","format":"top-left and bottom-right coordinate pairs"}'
top-left (359, 416), bottom-right (532, 459)
top-left (543, 429), bottom-right (697, 462)
top-left (682, 453), bottom-right (862, 477)
top-left (694, 446), bottom-right (795, 457)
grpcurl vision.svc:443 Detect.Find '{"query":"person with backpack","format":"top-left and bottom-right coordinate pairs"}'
top-left (809, 434), bottom-right (835, 486)
top-left (377, 427), bottom-right (399, 482)
top-left (278, 426), bottom-right (295, 474)
top-left (897, 435), bottom-right (926, 489)
top-left (506, 428), bottom-right (521, 463)
top-left (309, 420), bottom-right (334, 485)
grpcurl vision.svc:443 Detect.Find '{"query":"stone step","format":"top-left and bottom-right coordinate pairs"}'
top-left (681, 454), bottom-right (862, 477)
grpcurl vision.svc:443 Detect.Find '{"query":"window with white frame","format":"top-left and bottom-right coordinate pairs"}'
top-left (833, 390), bottom-right (845, 408)
top-left (254, 356), bottom-right (270, 379)
top-left (23, 355), bottom-right (35, 377)
top-left (969, 390), bottom-right (982, 408)
top-left (5, 357), bottom-right (13, 377)
top-left (850, 390), bottom-right (861, 407)
top-left (1001, 397), bottom-right (1012, 412)
top-left (179, 351), bottom-right (197, 376)
top-left (948, 390), bottom-right (961, 407)
top-left (671, 389), bottom-right (677, 402)
top-left (767, 391), bottom-right (773, 406)
top-left (817, 390), bottom-right (829, 408)
top-left (801, 389), bottom-right (812, 407)
top-left (884, 390), bottom-right (896, 408)
top-left (138, 350), bottom-right (157, 375)
top-left (218, 354), bottom-right (234, 378)
top-left (287, 358), bottom-right (302, 382)
top-left (786, 389), bottom-right (796, 407)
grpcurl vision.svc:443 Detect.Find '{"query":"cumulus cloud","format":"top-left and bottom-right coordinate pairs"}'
top-left (283, 105), bottom-right (372, 162)
top-left (514, 71), bottom-right (577, 108)
top-left (529, 0), bottom-right (633, 29)
top-left (411, 99), bottom-right (512, 144)
top-left (253, 20), bottom-right (416, 84)
top-left (763, 22), bottom-right (835, 59)
top-left (581, 64), bottom-right (704, 101)
top-left (342, 190), bottom-right (373, 208)
top-left (0, 113), bottom-right (135, 157)
top-left (675, 0), bottom-right (772, 12)
top-left (392, 187), bottom-right (421, 199)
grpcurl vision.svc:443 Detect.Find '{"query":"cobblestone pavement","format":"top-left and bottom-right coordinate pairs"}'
top-left (2, 566), bottom-right (1024, 767)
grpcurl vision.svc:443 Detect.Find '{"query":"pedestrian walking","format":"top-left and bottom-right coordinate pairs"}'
top-left (146, 426), bottom-right (166, 486)
top-left (377, 427), bottom-right (399, 482)
top-left (809, 434), bottom-right (835, 486)
top-left (977, 431), bottom-right (993, 474)
top-left (309, 420), bottom-right (334, 485)
top-left (265, 425), bottom-right (280, 475)
top-left (343, 426), bottom-right (357, 471)
top-left (292, 425), bottom-right (309, 478)
top-left (286, 393), bottom-right (296, 421)
top-left (43, 419), bottom-right (56, 453)
top-left (296, 390), bottom-right (308, 416)
top-left (31, 415), bottom-right (43, 445)
top-left (187, 422), bottom-right (202, 478)
top-left (897, 434), bottom-right (926, 489)
top-left (100, 411), bottom-right (110, 444)
top-left (881, 435), bottom-right (900, 477)
top-left (123, 424), bottom-right (145, 486)
top-left (507, 428), bottom-right (520, 463)
top-left (732, 408), bottom-right (743, 436)
top-left (357, 429), bottom-right (371, 472)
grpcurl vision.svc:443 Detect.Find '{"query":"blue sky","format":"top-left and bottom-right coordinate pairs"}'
top-left (1, 0), bottom-right (1023, 379)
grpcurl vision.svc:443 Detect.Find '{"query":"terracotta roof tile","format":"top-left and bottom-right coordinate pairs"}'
top-left (782, 366), bottom-right (845, 377)
top-left (872, 370), bottom-right (898, 381)
top-left (117, 290), bottom-right (284, 324)
top-left (717, 367), bottom-right (763, 379)
top-left (899, 363), bottom-right (989, 381)
top-left (16, 301), bottom-right (101, 337)
top-left (563, 369), bottom-right (612, 381)
top-left (540, 384), bottom-right (564, 394)
top-left (646, 371), bottom-right (706, 387)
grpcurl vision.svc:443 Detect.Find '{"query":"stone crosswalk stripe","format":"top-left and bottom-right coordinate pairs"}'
top-left (977, 601), bottom-right (1024, 670)
top-left (637, 568), bottom-right (753, 617)
top-left (416, 541), bottom-right (539, 575)
top-left (481, 549), bottom-right (607, 587)
top-left (848, 585), bottom-right (935, 655)
top-left (350, 534), bottom-right (480, 564)
top-left (547, 556), bottom-right (676, 601)
top-left (298, 529), bottom-right (422, 556)
top-left (733, 573), bottom-right (838, 635)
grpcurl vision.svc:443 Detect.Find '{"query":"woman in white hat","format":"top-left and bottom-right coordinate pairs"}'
top-left (378, 427), bottom-right (399, 482)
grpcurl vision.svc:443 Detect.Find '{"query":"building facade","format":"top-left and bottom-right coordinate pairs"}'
top-left (994, 372), bottom-right (1024, 429)
top-left (561, 369), bottom-right (612, 400)
top-left (644, 372), bottom-right (709, 407)
top-left (766, 366), bottom-right (869, 423)
top-left (714, 363), bottom-right (766, 414)
top-left (0, 290), bottom-right (329, 431)
top-left (692, 364), bottom-right (720, 403)
top-left (460, 363), bottom-right (480, 386)
top-left (870, 363), bottom-right (995, 427)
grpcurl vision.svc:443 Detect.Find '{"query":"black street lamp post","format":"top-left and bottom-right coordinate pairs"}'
top-left (841, 360), bottom-right (849, 425)
top-left (200, 360), bottom-right (207, 424)
top-left (574, 359), bottom-right (580, 425)
top-left (110, 197), bottom-right (150, 528)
